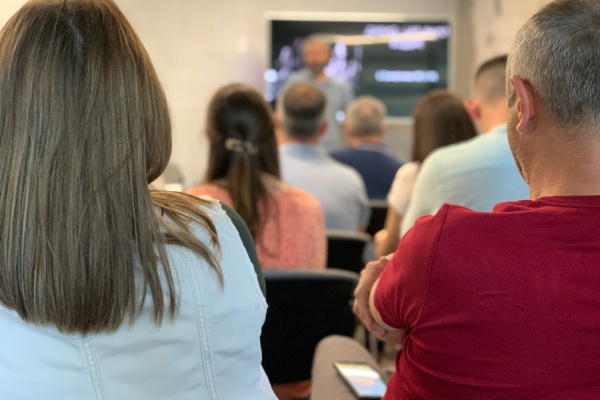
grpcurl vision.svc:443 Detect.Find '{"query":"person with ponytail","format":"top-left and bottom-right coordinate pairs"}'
top-left (188, 83), bottom-right (326, 270)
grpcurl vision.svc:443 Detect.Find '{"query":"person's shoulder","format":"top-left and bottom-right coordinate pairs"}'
top-left (410, 202), bottom-right (491, 231)
top-left (342, 149), bottom-right (402, 173)
top-left (329, 148), bottom-right (356, 162)
top-left (279, 70), bottom-right (310, 96)
top-left (286, 68), bottom-right (310, 82)
top-left (187, 183), bottom-right (225, 196)
top-left (282, 185), bottom-right (322, 206)
top-left (187, 183), bottom-right (233, 206)
top-left (328, 156), bottom-right (363, 182)
top-left (417, 135), bottom-right (493, 180)
top-left (329, 148), bottom-right (353, 157)
top-left (427, 125), bottom-right (509, 166)
top-left (328, 76), bottom-right (351, 89)
top-left (378, 152), bottom-right (403, 168)
top-left (155, 195), bottom-right (231, 249)
top-left (183, 196), bottom-right (229, 224)
top-left (389, 162), bottom-right (418, 193)
top-left (435, 200), bottom-right (531, 237)
top-left (427, 136), bottom-right (481, 163)
top-left (277, 144), bottom-right (291, 156)
top-left (395, 161), bottom-right (419, 177)
top-left (277, 186), bottom-right (323, 215)
top-left (402, 203), bottom-right (454, 244)
top-left (408, 203), bottom-right (490, 240)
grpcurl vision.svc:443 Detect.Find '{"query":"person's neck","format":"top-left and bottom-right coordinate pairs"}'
top-left (280, 135), bottom-right (320, 145)
top-left (479, 101), bottom-right (508, 133)
top-left (312, 70), bottom-right (328, 83)
top-left (351, 136), bottom-right (383, 147)
top-left (526, 126), bottom-right (600, 199)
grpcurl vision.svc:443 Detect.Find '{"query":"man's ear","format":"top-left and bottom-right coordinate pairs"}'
top-left (464, 98), bottom-right (481, 121)
top-left (343, 121), bottom-right (352, 137)
top-left (317, 121), bottom-right (328, 137)
top-left (510, 75), bottom-right (536, 134)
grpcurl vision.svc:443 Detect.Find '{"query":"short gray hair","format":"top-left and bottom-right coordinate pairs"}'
top-left (278, 82), bottom-right (326, 139)
top-left (508, 0), bottom-right (600, 130)
top-left (346, 96), bottom-right (387, 137)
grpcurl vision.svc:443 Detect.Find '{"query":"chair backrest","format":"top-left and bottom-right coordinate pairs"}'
top-left (261, 269), bottom-right (359, 384)
top-left (366, 199), bottom-right (388, 237)
top-left (326, 229), bottom-right (371, 274)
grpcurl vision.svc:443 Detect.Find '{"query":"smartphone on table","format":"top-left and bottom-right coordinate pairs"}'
top-left (334, 361), bottom-right (387, 399)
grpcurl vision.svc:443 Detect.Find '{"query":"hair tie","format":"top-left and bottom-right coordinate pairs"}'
top-left (225, 138), bottom-right (258, 155)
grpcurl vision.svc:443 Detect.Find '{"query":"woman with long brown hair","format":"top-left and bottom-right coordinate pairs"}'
top-left (374, 90), bottom-right (478, 258)
top-left (0, 1), bottom-right (276, 398)
top-left (188, 83), bottom-right (326, 270)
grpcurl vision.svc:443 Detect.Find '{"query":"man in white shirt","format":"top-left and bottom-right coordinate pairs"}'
top-left (400, 55), bottom-right (529, 236)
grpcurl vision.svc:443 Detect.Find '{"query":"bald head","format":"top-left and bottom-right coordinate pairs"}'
top-left (475, 55), bottom-right (508, 105)
top-left (278, 82), bottom-right (326, 139)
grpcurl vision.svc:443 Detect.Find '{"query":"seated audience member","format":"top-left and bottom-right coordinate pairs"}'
top-left (187, 84), bottom-right (326, 270)
top-left (375, 90), bottom-right (477, 258)
top-left (330, 96), bottom-right (403, 200)
top-left (400, 55), bottom-right (530, 236)
top-left (352, 1), bottom-right (600, 398)
top-left (0, 1), bottom-right (276, 399)
top-left (278, 82), bottom-right (369, 231)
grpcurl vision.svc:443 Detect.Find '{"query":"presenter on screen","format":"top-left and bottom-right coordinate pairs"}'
top-left (279, 35), bottom-right (353, 151)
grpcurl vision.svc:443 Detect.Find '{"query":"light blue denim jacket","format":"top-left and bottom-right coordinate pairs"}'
top-left (0, 200), bottom-right (276, 400)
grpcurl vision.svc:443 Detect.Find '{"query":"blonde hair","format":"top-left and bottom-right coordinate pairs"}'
top-left (0, 0), bottom-right (220, 334)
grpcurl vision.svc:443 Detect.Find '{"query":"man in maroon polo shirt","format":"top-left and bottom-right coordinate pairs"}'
top-left (350, 1), bottom-right (600, 399)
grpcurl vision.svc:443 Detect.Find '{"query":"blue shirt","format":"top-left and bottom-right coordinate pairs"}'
top-left (280, 69), bottom-right (353, 151)
top-left (331, 142), bottom-right (403, 200)
top-left (279, 143), bottom-right (369, 231)
top-left (401, 125), bottom-right (530, 235)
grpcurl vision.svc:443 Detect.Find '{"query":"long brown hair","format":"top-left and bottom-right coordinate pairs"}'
top-left (0, 0), bottom-right (220, 334)
top-left (411, 90), bottom-right (478, 163)
top-left (204, 83), bottom-right (280, 239)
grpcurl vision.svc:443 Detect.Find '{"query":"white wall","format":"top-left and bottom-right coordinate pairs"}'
top-left (0, 0), bottom-right (552, 185)
top-left (471, 0), bottom-right (552, 67)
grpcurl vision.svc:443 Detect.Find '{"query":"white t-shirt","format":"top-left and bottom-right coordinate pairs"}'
top-left (386, 161), bottom-right (420, 216)
top-left (399, 125), bottom-right (529, 237)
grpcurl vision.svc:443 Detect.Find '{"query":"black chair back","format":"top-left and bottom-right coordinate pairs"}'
top-left (366, 199), bottom-right (388, 237)
top-left (261, 269), bottom-right (359, 384)
top-left (326, 229), bottom-right (371, 274)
